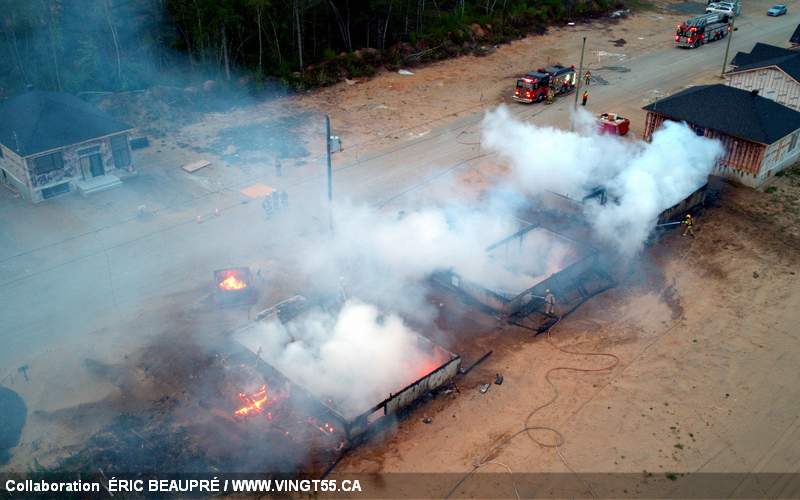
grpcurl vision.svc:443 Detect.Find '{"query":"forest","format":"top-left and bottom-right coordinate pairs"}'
top-left (0, 0), bottom-right (623, 96)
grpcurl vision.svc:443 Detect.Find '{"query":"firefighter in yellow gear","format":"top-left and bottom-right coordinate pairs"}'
top-left (681, 213), bottom-right (695, 237)
top-left (546, 88), bottom-right (555, 104)
top-left (584, 70), bottom-right (592, 86)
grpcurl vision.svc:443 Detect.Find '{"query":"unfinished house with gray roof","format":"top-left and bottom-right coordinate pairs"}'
top-left (726, 43), bottom-right (800, 111)
top-left (0, 91), bottom-right (134, 202)
top-left (644, 84), bottom-right (800, 187)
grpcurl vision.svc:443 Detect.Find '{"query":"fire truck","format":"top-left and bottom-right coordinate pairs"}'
top-left (513, 64), bottom-right (576, 103)
top-left (675, 12), bottom-right (731, 48)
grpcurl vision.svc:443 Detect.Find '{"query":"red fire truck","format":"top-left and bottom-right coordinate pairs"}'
top-left (513, 64), bottom-right (576, 103)
top-left (675, 12), bottom-right (731, 48)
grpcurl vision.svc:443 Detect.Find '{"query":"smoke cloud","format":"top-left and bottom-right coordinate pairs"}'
top-left (239, 300), bottom-right (448, 416)
top-left (482, 106), bottom-right (724, 255)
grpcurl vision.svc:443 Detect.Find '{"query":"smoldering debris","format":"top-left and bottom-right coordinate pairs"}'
top-left (49, 335), bottom-right (345, 475)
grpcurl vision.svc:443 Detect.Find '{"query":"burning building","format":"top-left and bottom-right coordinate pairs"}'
top-left (233, 298), bottom-right (461, 441)
top-left (434, 223), bottom-right (613, 323)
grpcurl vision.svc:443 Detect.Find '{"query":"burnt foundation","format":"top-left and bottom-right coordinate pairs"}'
top-left (433, 223), bottom-right (615, 327)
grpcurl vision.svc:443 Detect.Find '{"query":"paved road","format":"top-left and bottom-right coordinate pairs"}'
top-left (1, 1), bottom-right (798, 379)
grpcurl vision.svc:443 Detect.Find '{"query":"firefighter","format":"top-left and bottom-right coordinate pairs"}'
top-left (280, 190), bottom-right (289, 209)
top-left (581, 90), bottom-right (589, 106)
top-left (681, 213), bottom-right (695, 237)
top-left (546, 87), bottom-right (555, 105)
top-left (262, 193), bottom-right (274, 219)
top-left (584, 70), bottom-right (592, 86)
top-left (544, 289), bottom-right (556, 317)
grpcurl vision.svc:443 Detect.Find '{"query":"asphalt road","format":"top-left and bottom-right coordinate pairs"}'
top-left (1, 1), bottom-right (798, 384)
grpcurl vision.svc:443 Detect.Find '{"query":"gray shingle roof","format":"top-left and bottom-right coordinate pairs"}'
top-left (643, 84), bottom-right (800, 144)
top-left (733, 54), bottom-right (800, 83)
top-left (791, 24), bottom-right (800, 45)
top-left (0, 91), bottom-right (132, 157)
top-left (730, 42), bottom-right (794, 67)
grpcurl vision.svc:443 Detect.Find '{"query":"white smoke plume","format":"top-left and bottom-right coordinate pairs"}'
top-left (239, 300), bottom-right (449, 416)
top-left (295, 200), bottom-right (529, 318)
top-left (482, 106), bottom-right (724, 254)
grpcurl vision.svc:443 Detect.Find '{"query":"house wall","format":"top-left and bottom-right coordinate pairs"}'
top-left (25, 132), bottom-right (131, 203)
top-left (0, 143), bottom-right (32, 199)
top-left (761, 130), bottom-right (800, 178)
top-left (644, 111), bottom-right (772, 187)
top-left (726, 67), bottom-right (800, 111)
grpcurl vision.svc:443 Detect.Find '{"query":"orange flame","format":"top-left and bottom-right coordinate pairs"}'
top-left (219, 273), bottom-right (247, 291)
top-left (234, 385), bottom-right (268, 417)
top-left (306, 417), bottom-right (336, 434)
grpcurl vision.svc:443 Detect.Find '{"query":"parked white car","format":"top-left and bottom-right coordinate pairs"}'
top-left (707, 1), bottom-right (741, 16)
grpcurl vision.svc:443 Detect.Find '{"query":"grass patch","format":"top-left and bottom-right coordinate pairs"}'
top-left (666, 472), bottom-right (678, 481)
top-left (674, 443), bottom-right (684, 450)
top-left (765, 186), bottom-right (778, 194)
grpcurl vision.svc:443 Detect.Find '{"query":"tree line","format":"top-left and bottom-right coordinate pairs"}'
top-left (0, 0), bottom-right (622, 96)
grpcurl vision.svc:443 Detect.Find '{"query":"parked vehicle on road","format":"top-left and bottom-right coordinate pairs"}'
top-left (513, 64), bottom-right (576, 103)
top-left (675, 12), bottom-right (731, 48)
top-left (707, 1), bottom-right (741, 16)
top-left (767, 4), bottom-right (788, 16)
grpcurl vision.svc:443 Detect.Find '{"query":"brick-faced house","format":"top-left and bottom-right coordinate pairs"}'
top-left (726, 43), bottom-right (800, 111)
top-left (0, 91), bottom-right (134, 202)
top-left (643, 84), bottom-right (800, 187)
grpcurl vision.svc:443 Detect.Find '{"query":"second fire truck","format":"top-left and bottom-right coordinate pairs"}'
top-left (513, 64), bottom-right (577, 103)
top-left (675, 12), bottom-right (731, 48)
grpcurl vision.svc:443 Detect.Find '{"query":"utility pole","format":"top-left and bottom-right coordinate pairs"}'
top-left (572, 36), bottom-right (587, 132)
top-left (721, 16), bottom-right (735, 77)
top-left (325, 114), bottom-right (333, 230)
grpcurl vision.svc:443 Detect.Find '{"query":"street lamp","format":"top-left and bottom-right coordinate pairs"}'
top-left (325, 114), bottom-right (341, 230)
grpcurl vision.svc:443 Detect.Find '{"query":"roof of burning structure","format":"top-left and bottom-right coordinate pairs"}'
top-left (0, 91), bottom-right (132, 157)
top-left (643, 84), bottom-right (800, 145)
top-left (730, 42), bottom-right (794, 67)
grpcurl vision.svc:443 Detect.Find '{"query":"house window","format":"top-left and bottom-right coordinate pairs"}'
top-left (32, 152), bottom-right (64, 175)
top-left (110, 135), bottom-right (130, 168)
top-left (790, 133), bottom-right (799, 152)
top-left (41, 181), bottom-right (70, 199)
top-left (693, 125), bottom-right (705, 137)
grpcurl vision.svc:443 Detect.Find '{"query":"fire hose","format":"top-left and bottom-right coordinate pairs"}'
top-left (444, 318), bottom-right (620, 500)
